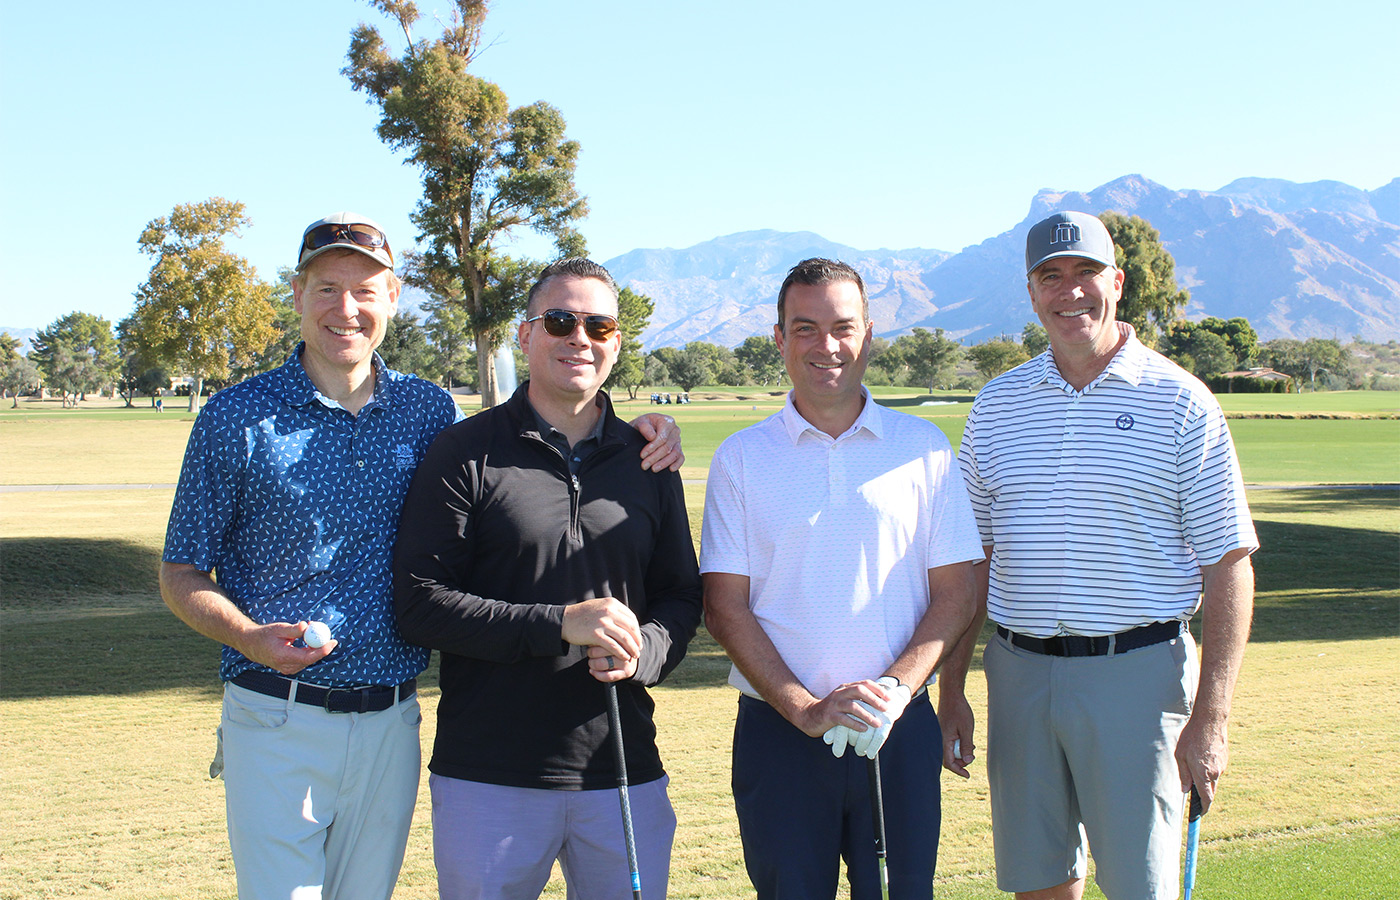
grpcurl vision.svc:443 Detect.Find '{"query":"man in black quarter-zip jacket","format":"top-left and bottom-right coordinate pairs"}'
top-left (393, 257), bottom-right (702, 900)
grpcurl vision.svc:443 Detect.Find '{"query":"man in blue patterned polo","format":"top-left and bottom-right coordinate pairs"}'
top-left (159, 213), bottom-right (683, 900)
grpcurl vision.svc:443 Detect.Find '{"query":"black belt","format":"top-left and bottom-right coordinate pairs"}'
top-left (996, 621), bottom-right (1183, 658)
top-left (232, 671), bottom-right (416, 713)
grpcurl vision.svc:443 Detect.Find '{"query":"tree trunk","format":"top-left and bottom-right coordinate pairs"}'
top-left (189, 376), bottom-right (204, 414)
top-left (476, 326), bottom-right (502, 408)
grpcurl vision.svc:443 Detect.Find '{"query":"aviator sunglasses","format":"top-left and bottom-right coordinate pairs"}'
top-left (525, 309), bottom-right (620, 341)
top-left (300, 222), bottom-right (393, 263)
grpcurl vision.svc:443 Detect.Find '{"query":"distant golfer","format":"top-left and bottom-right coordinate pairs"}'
top-left (160, 217), bottom-right (684, 900)
top-left (392, 258), bottom-right (702, 900)
top-left (941, 211), bottom-right (1258, 899)
top-left (702, 258), bottom-right (982, 899)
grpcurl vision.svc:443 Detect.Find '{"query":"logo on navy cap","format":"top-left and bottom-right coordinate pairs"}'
top-left (1053, 223), bottom-right (1082, 245)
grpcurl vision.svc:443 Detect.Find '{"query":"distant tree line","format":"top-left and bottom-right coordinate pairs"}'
top-left (0, 211), bottom-right (1381, 409)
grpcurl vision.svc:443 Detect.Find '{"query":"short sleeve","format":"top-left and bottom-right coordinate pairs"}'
top-left (698, 437), bottom-right (750, 577)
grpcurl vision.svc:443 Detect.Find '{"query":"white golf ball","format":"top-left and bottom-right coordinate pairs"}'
top-left (304, 621), bottom-right (332, 648)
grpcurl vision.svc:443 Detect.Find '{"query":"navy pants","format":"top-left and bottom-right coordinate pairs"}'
top-left (732, 693), bottom-right (942, 900)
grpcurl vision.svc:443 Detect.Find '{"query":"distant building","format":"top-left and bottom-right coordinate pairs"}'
top-left (1213, 367), bottom-right (1292, 393)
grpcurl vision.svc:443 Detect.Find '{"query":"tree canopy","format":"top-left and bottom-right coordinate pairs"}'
top-left (30, 312), bottom-right (121, 407)
top-left (605, 287), bottom-right (655, 400)
top-left (128, 198), bottom-right (276, 413)
top-left (1259, 337), bottom-right (1352, 391)
top-left (378, 309), bottom-right (437, 380)
top-left (1099, 211), bottom-right (1189, 347)
top-left (1198, 316), bottom-right (1259, 368)
top-left (734, 334), bottom-right (784, 386)
top-left (1162, 322), bottom-right (1236, 379)
top-left (894, 328), bottom-right (961, 392)
top-left (0, 333), bottom-right (40, 407)
top-left (1021, 323), bottom-right (1049, 357)
top-left (966, 335), bottom-right (1030, 381)
top-left (663, 344), bottom-right (717, 393)
top-left (345, 0), bottom-right (587, 407)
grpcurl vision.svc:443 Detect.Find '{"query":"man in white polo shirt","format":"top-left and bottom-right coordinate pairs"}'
top-left (942, 211), bottom-right (1258, 900)
top-left (702, 257), bottom-right (983, 900)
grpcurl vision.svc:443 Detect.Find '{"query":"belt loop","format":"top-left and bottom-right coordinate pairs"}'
top-left (288, 679), bottom-right (300, 705)
top-left (1106, 634), bottom-right (1117, 658)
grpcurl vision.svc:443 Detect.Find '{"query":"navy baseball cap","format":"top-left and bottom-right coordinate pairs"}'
top-left (296, 212), bottom-right (394, 273)
top-left (1025, 211), bottom-right (1117, 276)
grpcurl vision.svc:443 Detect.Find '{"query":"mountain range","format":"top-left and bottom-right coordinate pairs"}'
top-left (603, 175), bottom-right (1400, 349)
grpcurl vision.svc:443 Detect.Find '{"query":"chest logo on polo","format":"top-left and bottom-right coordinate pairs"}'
top-left (1115, 414), bottom-right (1135, 431)
top-left (395, 443), bottom-right (415, 470)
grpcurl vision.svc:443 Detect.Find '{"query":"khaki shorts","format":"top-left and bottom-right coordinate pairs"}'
top-left (984, 629), bottom-right (1198, 898)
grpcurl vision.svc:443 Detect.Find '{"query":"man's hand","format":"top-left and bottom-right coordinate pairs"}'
top-left (630, 413), bottom-right (684, 472)
top-left (585, 645), bottom-right (639, 683)
top-left (937, 688), bottom-right (976, 778)
top-left (1176, 711), bottom-right (1230, 813)
top-left (802, 680), bottom-right (887, 751)
top-left (234, 621), bottom-right (336, 676)
top-left (849, 676), bottom-right (911, 758)
top-left (562, 597), bottom-right (642, 664)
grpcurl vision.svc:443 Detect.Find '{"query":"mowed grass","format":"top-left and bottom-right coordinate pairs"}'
top-left (2, 392), bottom-right (1398, 898)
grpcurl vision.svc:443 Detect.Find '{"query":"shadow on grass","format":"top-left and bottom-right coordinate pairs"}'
top-left (1248, 516), bottom-right (1399, 643)
top-left (2, 537), bottom-right (161, 605)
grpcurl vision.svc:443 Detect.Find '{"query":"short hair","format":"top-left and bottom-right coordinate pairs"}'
top-left (291, 246), bottom-right (401, 292)
top-left (526, 258), bottom-right (619, 315)
top-left (776, 258), bottom-right (868, 330)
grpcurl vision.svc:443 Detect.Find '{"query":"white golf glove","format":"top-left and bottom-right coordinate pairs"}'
top-left (851, 676), bottom-right (911, 758)
top-left (823, 724), bottom-right (855, 757)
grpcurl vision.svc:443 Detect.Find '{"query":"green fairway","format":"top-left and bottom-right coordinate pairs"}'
top-left (1, 389), bottom-right (1397, 898)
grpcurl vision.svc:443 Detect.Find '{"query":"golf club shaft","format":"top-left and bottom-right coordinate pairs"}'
top-left (1184, 785), bottom-right (1203, 900)
top-left (867, 755), bottom-right (890, 900)
top-left (606, 683), bottom-right (643, 900)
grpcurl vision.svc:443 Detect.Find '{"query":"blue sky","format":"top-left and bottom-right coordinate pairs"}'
top-left (3, 0), bottom-right (1396, 331)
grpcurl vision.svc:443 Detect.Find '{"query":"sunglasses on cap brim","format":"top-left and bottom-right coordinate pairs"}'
top-left (525, 309), bottom-right (620, 341)
top-left (300, 223), bottom-right (393, 264)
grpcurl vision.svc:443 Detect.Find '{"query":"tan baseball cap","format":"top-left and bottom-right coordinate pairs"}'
top-left (296, 212), bottom-right (394, 272)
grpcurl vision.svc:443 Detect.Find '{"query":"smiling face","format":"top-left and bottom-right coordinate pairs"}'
top-left (1027, 255), bottom-right (1125, 360)
top-left (292, 249), bottom-right (399, 389)
top-left (518, 275), bottom-right (621, 408)
top-left (774, 279), bottom-right (872, 422)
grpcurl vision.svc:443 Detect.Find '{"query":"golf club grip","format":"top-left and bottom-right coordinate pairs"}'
top-left (606, 684), bottom-right (643, 900)
top-left (1183, 786), bottom-right (1202, 900)
top-left (867, 758), bottom-right (887, 853)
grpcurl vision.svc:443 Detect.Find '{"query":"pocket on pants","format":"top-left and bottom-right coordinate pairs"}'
top-left (223, 683), bottom-right (291, 730)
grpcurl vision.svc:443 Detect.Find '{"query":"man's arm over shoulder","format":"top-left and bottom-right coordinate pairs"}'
top-left (392, 425), bottom-right (568, 662)
top-left (630, 470), bottom-right (703, 686)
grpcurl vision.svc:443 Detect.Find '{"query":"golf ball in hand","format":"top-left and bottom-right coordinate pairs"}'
top-left (304, 621), bottom-right (332, 648)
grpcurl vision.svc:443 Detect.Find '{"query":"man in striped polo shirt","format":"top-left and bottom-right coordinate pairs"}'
top-left (940, 211), bottom-right (1258, 900)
